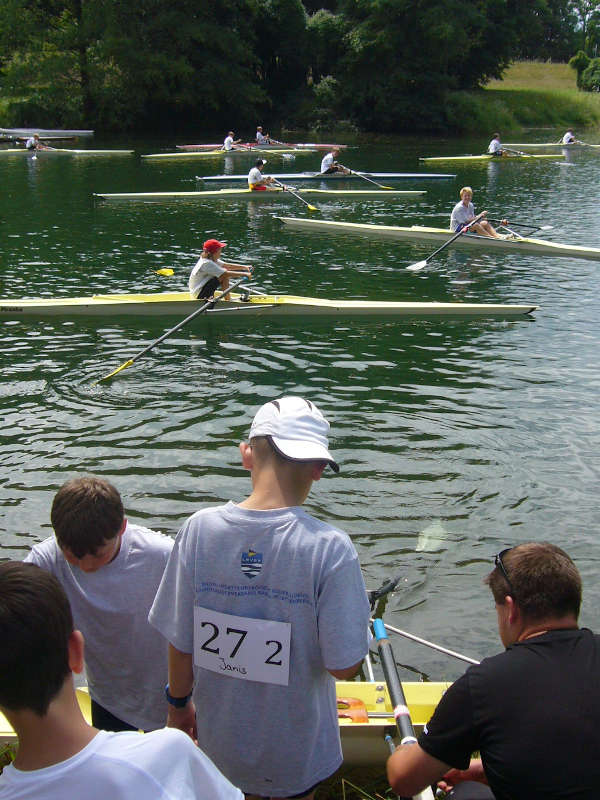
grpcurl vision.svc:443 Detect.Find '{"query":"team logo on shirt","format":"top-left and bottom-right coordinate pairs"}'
top-left (241, 548), bottom-right (263, 579)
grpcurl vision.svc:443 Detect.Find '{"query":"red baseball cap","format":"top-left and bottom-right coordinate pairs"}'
top-left (203, 239), bottom-right (226, 253)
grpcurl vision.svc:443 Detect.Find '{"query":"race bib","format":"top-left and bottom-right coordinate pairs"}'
top-left (193, 606), bottom-right (291, 686)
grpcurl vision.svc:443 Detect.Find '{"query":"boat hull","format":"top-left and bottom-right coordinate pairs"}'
top-left (0, 148), bottom-right (133, 156)
top-left (504, 142), bottom-right (600, 150)
top-left (0, 127), bottom-right (94, 137)
top-left (0, 681), bottom-right (449, 766)
top-left (420, 153), bottom-right (562, 162)
top-left (198, 172), bottom-right (456, 182)
top-left (0, 291), bottom-right (537, 319)
top-left (277, 217), bottom-right (600, 261)
top-left (141, 148), bottom-right (315, 159)
top-left (94, 188), bottom-right (425, 201)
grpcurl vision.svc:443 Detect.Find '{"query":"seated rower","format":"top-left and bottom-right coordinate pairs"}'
top-left (256, 126), bottom-right (270, 145)
top-left (561, 128), bottom-right (580, 144)
top-left (320, 148), bottom-right (350, 175)
top-left (487, 133), bottom-right (505, 156)
top-left (223, 131), bottom-right (243, 151)
top-left (24, 133), bottom-right (49, 151)
top-left (189, 239), bottom-right (253, 301)
top-left (450, 187), bottom-right (506, 240)
top-left (247, 158), bottom-right (276, 191)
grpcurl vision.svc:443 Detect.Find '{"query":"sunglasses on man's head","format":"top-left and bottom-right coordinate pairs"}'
top-left (494, 548), bottom-right (516, 598)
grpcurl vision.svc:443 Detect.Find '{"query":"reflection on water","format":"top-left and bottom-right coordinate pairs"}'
top-left (1, 136), bottom-right (600, 680)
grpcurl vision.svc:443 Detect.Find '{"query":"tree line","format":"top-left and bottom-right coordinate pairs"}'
top-left (0, 0), bottom-right (598, 133)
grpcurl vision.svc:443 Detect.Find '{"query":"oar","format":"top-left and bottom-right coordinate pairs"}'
top-left (373, 618), bottom-right (435, 800)
top-left (376, 620), bottom-right (479, 666)
top-left (368, 572), bottom-right (403, 610)
top-left (339, 164), bottom-right (393, 190)
top-left (156, 268), bottom-right (174, 276)
top-left (487, 218), bottom-right (553, 232)
top-left (272, 179), bottom-right (319, 212)
top-left (406, 211), bottom-right (486, 271)
top-left (95, 276), bottom-right (249, 384)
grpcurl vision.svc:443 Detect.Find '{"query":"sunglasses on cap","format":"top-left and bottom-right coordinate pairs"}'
top-left (494, 548), bottom-right (516, 598)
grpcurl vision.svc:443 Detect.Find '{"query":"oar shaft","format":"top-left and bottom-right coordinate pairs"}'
top-left (426, 211), bottom-right (486, 260)
top-left (374, 619), bottom-right (416, 744)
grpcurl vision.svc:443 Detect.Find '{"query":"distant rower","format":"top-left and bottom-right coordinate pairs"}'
top-left (223, 131), bottom-right (243, 151)
top-left (256, 126), bottom-right (270, 145)
top-left (247, 159), bottom-right (276, 191)
top-left (320, 148), bottom-right (350, 175)
top-left (487, 133), bottom-right (505, 156)
top-left (561, 129), bottom-right (580, 144)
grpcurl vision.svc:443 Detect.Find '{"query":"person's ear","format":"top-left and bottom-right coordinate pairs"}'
top-left (311, 462), bottom-right (327, 481)
top-left (68, 630), bottom-right (86, 674)
top-left (239, 441), bottom-right (253, 471)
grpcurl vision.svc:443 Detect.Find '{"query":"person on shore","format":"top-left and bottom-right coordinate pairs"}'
top-left (247, 159), bottom-right (276, 191)
top-left (386, 542), bottom-right (600, 800)
top-left (149, 396), bottom-right (371, 800)
top-left (320, 147), bottom-right (350, 174)
top-left (0, 561), bottom-right (243, 800)
top-left (487, 133), bottom-right (505, 156)
top-left (561, 128), bottom-right (580, 144)
top-left (223, 131), bottom-right (243, 151)
top-left (188, 239), bottom-right (252, 300)
top-left (24, 476), bottom-right (173, 733)
top-left (450, 187), bottom-right (505, 239)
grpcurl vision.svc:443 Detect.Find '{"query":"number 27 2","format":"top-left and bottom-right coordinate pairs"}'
top-left (200, 622), bottom-right (283, 665)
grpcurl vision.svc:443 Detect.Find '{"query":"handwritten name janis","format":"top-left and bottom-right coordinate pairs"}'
top-left (219, 657), bottom-right (247, 675)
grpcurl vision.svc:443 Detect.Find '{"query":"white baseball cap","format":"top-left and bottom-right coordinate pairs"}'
top-left (249, 396), bottom-right (339, 472)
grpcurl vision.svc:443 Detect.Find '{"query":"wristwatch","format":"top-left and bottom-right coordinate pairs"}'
top-left (165, 684), bottom-right (192, 708)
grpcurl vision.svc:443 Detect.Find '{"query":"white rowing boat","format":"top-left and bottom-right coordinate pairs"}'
top-left (420, 153), bottom-right (564, 163)
top-left (177, 142), bottom-right (348, 151)
top-left (94, 188), bottom-right (425, 201)
top-left (0, 127), bottom-right (94, 137)
top-left (504, 141), bottom-right (600, 150)
top-left (141, 148), bottom-right (315, 159)
top-left (0, 681), bottom-right (449, 767)
top-left (0, 290), bottom-right (537, 320)
top-left (277, 217), bottom-right (600, 261)
top-left (0, 147), bottom-right (133, 156)
top-left (197, 171), bottom-right (456, 182)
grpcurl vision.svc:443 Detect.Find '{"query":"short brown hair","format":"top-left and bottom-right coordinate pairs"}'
top-left (486, 542), bottom-right (581, 622)
top-left (0, 561), bottom-right (73, 715)
top-left (51, 476), bottom-right (124, 558)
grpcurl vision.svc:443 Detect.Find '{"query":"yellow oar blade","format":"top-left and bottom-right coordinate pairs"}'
top-left (307, 204), bottom-right (319, 212)
top-left (95, 359), bottom-right (134, 384)
top-left (156, 268), bottom-right (174, 276)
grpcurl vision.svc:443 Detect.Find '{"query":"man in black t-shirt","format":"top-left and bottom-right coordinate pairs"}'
top-left (386, 542), bottom-right (600, 800)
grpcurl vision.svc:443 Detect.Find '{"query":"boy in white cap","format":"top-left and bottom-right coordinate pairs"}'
top-left (247, 158), bottom-right (276, 191)
top-left (149, 397), bottom-right (370, 800)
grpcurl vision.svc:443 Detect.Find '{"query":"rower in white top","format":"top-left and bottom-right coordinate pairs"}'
top-left (561, 128), bottom-right (581, 144)
top-left (487, 133), bottom-right (505, 156)
top-left (450, 186), bottom-right (506, 239)
top-left (256, 126), bottom-right (270, 145)
top-left (320, 148), bottom-right (351, 174)
top-left (247, 159), bottom-right (276, 191)
top-left (223, 131), bottom-right (244, 151)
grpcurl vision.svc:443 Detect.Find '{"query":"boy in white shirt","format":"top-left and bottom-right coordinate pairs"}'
top-left (0, 561), bottom-right (242, 800)
top-left (188, 239), bottom-right (253, 300)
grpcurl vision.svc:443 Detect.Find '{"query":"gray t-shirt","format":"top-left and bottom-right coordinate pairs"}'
top-left (450, 200), bottom-right (475, 231)
top-left (25, 524), bottom-right (173, 730)
top-left (149, 502), bottom-right (370, 797)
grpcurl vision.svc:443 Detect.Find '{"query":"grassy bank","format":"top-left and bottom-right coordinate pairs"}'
top-left (448, 61), bottom-right (600, 134)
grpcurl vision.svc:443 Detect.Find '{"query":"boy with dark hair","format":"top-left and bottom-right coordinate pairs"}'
top-left (0, 561), bottom-right (243, 800)
top-left (149, 396), bottom-right (371, 800)
top-left (25, 475), bottom-right (173, 732)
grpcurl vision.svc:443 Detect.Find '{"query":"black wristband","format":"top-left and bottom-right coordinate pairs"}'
top-left (165, 684), bottom-right (192, 708)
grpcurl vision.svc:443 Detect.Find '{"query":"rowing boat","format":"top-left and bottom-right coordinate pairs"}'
top-left (420, 153), bottom-right (564, 162)
top-left (504, 141), bottom-right (600, 150)
top-left (94, 188), bottom-right (425, 201)
top-left (197, 172), bottom-right (456, 183)
top-left (0, 127), bottom-right (94, 137)
top-left (0, 681), bottom-right (448, 766)
top-left (277, 217), bottom-right (600, 261)
top-left (141, 148), bottom-right (315, 159)
top-left (0, 148), bottom-right (133, 156)
top-left (177, 142), bottom-right (348, 151)
top-left (0, 291), bottom-right (537, 319)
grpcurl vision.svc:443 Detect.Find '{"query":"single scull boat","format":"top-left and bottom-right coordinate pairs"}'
top-left (420, 153), bottom-right (563, 163)
top-left (0, 127), bottom-right (94, 137)
top-left (0, 290), bottom-right (537, 320)
top-left (93, 188), bottom-right (425, 201)
top-left (277, 217), bottom-right (600, 261)
top-left (141, 148), bottom-right (315, 159)
top-left (504, 141), bottom-right (600, 150)
top-left (0, 148), bottom-right (133, 156)
top-left (177, 142), bottom-right (348, 151)
top-left (197, 171), bottom-right (456, 183)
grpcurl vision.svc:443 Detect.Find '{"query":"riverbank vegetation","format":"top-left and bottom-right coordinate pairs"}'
top-left (1, 0), bottom-right (600, 134)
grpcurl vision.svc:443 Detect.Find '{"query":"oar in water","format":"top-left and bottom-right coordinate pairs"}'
top-left (339, 164), bottom-right (393, 190)
top-left (373, 618), bottom-right (435, 800)
top-left (95, 276), bottom-right (249, 384)
top-left (406, 211), bottom-right (486, 271)
top-left (156, 268), bottom-right (175, 276)
top-left (272, 179), bottom-right (319, 212)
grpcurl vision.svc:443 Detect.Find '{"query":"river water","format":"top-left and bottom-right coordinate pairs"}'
top-left (1, 132), bottom-right (599, 681)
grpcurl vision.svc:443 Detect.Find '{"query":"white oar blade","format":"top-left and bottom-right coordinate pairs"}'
top-left (406, 260), bottom-right (427, 272)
